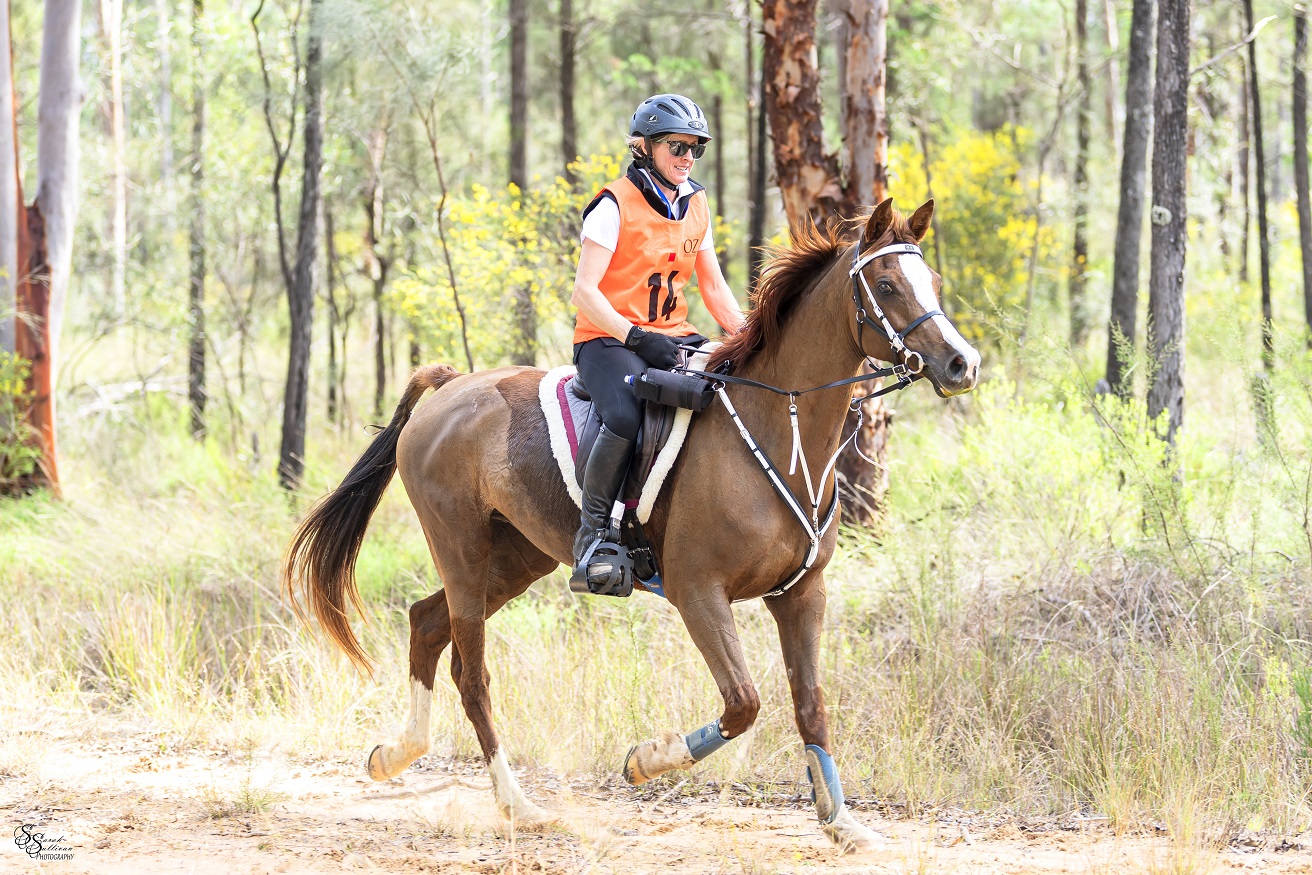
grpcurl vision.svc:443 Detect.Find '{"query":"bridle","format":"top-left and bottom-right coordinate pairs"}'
top-left (671, 234), bottom-right (948, 599)
top-left (849, 239), bottom-right (943, 380)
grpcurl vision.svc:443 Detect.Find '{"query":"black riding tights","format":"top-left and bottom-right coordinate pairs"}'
top-left (573, 335), bottom-right (703, 441)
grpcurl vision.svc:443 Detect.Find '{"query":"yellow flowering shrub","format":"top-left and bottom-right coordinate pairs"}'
top-left (391, 153), bottom-right (626, 367)
top-left (888, 126), bottom-right (1060, 340)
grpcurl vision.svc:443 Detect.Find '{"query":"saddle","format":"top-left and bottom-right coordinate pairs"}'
top-left (539, 347), bottom-right (718, 596)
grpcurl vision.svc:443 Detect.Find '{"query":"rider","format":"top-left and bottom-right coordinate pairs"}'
top-left (570, 93), bottom-right (746, 590)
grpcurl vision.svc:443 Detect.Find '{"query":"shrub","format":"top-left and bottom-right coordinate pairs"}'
top-left (0, 351), bottom-right (41, 491)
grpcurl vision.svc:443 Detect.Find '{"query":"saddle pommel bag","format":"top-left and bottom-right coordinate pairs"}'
top-left (629, 369), bottom-right (715, 412)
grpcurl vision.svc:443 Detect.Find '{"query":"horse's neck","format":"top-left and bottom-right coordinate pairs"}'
top-left (733, 255), bottom-right (863, 460)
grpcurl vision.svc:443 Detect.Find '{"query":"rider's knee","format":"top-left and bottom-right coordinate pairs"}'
top-left (605, 404), bottom-right (642, 441)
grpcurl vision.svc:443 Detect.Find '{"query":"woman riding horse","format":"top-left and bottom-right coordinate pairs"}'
top-left (285, 182), bottom-right (981, 851)
top-left (570, 93), bottom-right (745, 590)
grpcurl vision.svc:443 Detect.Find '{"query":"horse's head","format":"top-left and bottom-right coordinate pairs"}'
top-left (850, 199), bottom-right (980, 397)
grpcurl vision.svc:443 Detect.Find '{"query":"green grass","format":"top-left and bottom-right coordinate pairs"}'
top-left (4, 257), bottom-right (1312, 849)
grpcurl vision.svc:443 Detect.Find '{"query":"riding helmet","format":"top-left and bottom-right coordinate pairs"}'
top-left (630, 94), bottom-right (712, 142)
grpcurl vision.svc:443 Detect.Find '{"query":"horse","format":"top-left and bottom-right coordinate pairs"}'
top-left (282, 198), bottom-right (980, 853)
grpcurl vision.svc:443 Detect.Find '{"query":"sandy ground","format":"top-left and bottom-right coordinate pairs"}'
top-left (3, 731), bottom-right (1310, 875)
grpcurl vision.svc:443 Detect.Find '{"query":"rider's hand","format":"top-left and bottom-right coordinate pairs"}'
top-left (624, 326), bottom-right (679, 370)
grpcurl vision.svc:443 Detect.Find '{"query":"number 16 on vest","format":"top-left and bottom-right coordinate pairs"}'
top-left (647, 271), bottom-right (680, 322)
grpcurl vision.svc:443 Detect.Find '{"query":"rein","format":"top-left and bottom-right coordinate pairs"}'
top-left (674, 239), bottom-right (939, 599)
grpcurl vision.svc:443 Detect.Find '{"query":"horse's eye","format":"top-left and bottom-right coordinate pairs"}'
top-left (877, 280), bottom-right (894, 295)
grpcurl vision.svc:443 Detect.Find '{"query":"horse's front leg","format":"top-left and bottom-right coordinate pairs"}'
top-left (765, 574), bottom-right (885, 854)
top-left (622, 589), bottom-right (759, 784)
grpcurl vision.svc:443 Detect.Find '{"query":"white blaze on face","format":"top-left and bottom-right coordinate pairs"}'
top-left (897, 253), bottom-right (980, 368)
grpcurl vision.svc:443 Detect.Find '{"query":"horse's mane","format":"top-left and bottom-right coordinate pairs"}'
top-left (708, 209), bottom-right (915, 372)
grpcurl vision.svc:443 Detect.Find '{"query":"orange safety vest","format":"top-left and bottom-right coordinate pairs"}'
top-left (572, 176), bottom-right (710, 345)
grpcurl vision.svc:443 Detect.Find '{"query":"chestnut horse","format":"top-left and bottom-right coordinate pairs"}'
top-left (283, 199), bottom-right (979, 853)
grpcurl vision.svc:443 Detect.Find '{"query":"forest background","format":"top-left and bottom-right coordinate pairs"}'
top-left (4, 0), bottom-right (1312, 862)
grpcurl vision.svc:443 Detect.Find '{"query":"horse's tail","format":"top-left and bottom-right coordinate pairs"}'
top-left (282, 364), bottom-right (462, 673)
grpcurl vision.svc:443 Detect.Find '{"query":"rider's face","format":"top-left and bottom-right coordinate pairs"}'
top-left (651, 135), bottom-right (699, 189)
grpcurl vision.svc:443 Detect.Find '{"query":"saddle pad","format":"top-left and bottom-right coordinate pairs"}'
top-left (539, 347), bottom-right (715, 525)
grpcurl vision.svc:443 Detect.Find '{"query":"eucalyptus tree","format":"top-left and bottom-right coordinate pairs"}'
top-left (1146, 0), bottom-right (1190, 445)
top-left (1106, 0), bottom-right (1154, 399)
top-left (189, 0), bottom-right (207, 439)
top-left (1243, 0), bottom-right (1273, 372)
top-left (1297, 6), bottom-right (1312, 343)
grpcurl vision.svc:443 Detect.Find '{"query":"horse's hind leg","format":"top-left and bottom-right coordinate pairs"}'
top-left (369, 517), bottom-right (557, 823)
top-left (444, 523), bottom-right (559, 824)
top-left (366, 589), bottom-right (452, 780)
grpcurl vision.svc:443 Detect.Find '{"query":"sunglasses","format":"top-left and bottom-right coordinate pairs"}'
top-left (657, 139), bottom-right (706, 159)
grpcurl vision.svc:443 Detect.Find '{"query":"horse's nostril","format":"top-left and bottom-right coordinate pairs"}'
top-left (948, 355), bottom-right (967, 382)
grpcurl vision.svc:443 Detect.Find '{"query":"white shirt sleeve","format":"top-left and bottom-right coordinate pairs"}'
top-left (580, 197), bottom-right (620, 252)
top-left (700, 221), bottom-right (714, 251)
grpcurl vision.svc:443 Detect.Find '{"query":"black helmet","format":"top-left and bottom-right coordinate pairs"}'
top-left (629, 94), bottom-right (712, 142)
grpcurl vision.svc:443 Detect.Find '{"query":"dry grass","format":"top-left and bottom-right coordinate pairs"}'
top-left (4, 322), bottom-right (1312, 857)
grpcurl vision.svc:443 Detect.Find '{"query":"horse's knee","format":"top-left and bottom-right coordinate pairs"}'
top-left (720, 684), bottom-right (761, 738)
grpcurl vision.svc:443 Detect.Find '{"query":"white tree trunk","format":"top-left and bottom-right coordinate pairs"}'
top-left (35, 0), bottom-right (84, 384)
top-left (0, 0), bottom-right (18, 355)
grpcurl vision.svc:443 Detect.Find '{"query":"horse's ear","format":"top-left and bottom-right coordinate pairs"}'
top-left (908, 199), bottom-right (935, 242)
top-left (863, 198), bottom-right (895, 244)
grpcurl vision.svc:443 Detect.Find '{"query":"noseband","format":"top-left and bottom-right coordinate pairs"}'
top-left (849, 240), bottom-right (943, 376)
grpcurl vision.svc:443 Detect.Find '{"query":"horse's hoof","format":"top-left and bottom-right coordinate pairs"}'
top-left (821, 806), bottom-right (886, 854)
top-left (621, 744), bottom-right (645, 785)
top-left (365, 744), bottom-right (389, 781)
top-left (500, 799), bottom-right (556, 829)
top-left (622, 730), bottom-right (696, 785)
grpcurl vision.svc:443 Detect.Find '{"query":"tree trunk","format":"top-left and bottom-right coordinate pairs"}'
top-left (762, 0), bottom-right (842, 228)
top-left (1245, 0), bottom-right (1273, 372)
top-left (325, 204), bottom-right (337, 424)
top-left (835, 0), bottom-right (891, 527)
top-left (187, 0), bottom-right (205, 439)
top-left (1103, 0), bottom-right (1121, 157)
top-left (16, 0), bottom-right (84, 492)
top-left (36, 0), bottom-right (82, 392)
top-left (1238, 57), bottom-right (1250, 284)
top-left (16, 203), bottom-right (55, 492)
top-left (559, 0), bottom-right (576, 182)
top-left (364, 120), bottom-right (388, 418)
top-left (763, 0), bottom-right (894, 525)
top-left (1146, 0), bottom-right (1190, 445)
top-left (1070, 0), bottom-right (1091, 348)
top-left (1297, 6), bottom-right (1312, 346)
top-left (747, 6), bottom-right (768, 287)
top-left (0, 0), bottom-right (17, 356)
top-left (277, 0), bottom-right (324, 491)
top-left (98, 0), bottom-right (126, 317)
top-left (712, 86), bottom-right (727, 277)
top-left (508, 0), bottom-right (534, 366)
top-left (1105, 0), bottom-right (1153, 398)
top-left (840, 0), bottom-right (888, 207)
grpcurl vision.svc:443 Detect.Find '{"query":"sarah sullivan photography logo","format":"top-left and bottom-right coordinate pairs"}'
top-left (13, 824), bottom-right (75, 861)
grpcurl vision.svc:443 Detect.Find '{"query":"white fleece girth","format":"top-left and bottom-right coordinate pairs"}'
top-left (539, 348), bottom-right (713, 524)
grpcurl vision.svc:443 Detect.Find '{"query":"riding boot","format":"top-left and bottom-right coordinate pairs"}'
top-left (570, 426), bottom-right (635, 595)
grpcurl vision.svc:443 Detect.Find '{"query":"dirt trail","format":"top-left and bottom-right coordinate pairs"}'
top-left (3, 733), bottom-right (1309, 874)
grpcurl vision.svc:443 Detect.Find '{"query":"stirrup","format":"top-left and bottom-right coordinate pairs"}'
top-left (569, 537), bottom-right (635, 597)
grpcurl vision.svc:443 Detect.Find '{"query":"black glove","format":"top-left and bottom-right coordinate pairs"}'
top-left (624, 326), bottom-right (679, 370)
